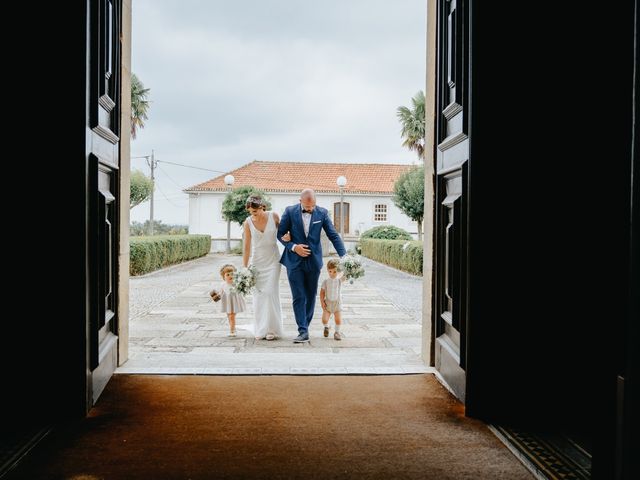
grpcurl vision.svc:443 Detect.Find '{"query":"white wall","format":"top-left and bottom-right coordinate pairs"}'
top-left (188, 191), bottom-right (420, 251)
top-left (188, 193), bottom-right (229, 237)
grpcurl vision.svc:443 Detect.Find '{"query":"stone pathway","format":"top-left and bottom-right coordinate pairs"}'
top-left (118, 253), bottom-right (430, 374)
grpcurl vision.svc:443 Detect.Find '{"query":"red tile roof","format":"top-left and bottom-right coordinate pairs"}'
top-left (185, 161), bottom-right (413, 194)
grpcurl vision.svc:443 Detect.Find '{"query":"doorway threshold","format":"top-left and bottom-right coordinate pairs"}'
top-left (116, 342), bottom-right (432, 375)
top-left (0, 426), bottom-right (51, 479)
top-left (489, 425), bottom-right (591, 480)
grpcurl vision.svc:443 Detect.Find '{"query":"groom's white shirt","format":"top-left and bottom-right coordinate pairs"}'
top-left (291, 209), bottom-right (313, 251)
top-left (301, 210), bottom-right (312, 236)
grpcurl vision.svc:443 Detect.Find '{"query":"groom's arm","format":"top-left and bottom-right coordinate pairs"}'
top-left (322, 210), bottom-right (347, 257)
top-left (277, 207), bottom-right (295, 251)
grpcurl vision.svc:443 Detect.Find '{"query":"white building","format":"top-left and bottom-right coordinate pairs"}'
top-left (184, 160), bottom-right (419, 252)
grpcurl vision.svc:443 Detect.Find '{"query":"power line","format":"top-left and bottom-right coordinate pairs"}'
top-left (157, 164), bottom-right (187, 190)
top-left (156, 159), bottom-right (223, 173)
top-left (155, 181), bottom-right (187, 208)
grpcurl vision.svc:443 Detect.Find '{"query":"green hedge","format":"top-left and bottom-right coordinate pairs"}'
top-left (130, 235), bottom-right (211, 276)
top-left (360, 238), bottom-right (423, 276)
top-left (360, 225), bottom-right (413, 240)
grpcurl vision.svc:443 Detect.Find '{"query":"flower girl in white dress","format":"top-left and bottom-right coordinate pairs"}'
top-left (210, 264), bottom-right (246, 337)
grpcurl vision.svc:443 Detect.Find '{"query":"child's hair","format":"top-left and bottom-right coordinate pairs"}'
top-left (327, 259), bottom-right (340, 270)
top-left (220, 264), bottom-right (237, 279)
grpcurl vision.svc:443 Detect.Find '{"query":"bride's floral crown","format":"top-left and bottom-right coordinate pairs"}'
top-left (245, 194), bottom-right (266, 207)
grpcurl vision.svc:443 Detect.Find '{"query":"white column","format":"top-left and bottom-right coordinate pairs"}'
top-left (118, 0), bottom-right (133, 365)
top-left (422, 0), bottom-right (437, 366)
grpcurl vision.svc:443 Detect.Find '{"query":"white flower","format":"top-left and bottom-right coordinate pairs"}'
top-left (338, 254), bottom-right (365, 284)
top-left (231, 265), bottom-right (258, 296)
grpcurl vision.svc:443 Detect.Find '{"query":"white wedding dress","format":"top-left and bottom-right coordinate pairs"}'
top-left (241, 211), bottom-right (284, 338)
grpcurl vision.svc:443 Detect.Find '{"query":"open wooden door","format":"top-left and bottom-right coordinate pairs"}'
top-left (85, 0), bottom-right (122, 406)
top-left (432, 0), bottom-right (469, 402)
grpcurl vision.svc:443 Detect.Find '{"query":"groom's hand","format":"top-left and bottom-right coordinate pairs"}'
top-left (293, 244), bottom-right (311, 257)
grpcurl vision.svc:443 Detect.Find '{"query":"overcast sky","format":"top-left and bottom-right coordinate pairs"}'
top-left (130, 0), bottom-right (427, 225)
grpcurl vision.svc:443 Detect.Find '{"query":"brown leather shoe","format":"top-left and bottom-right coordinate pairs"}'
top-left (334, 331), bottom-right (342, 341)
top-left (323, 326), bottom-right (330, 337)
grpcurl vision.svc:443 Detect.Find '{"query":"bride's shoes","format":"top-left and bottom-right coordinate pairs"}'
top-left (255, 333), bottom-right (277, 341)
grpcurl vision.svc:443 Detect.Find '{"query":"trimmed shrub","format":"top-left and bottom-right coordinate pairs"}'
top-left (361, 225), bottom-right (412, 240)
top-left (130, 234), bottom-right (211, 276)
top-left (360, 239), bottom-right (423, 276)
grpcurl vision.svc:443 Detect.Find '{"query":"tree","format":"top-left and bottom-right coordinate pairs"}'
top-left (222, 186), bottom-right (272, 226)
top-left (396, 91), bottom-right (426, 160)
top-left (131, 73), bottom-right (151, 139)
top-left (393, 165), bottom-right (425, 240)
top-left (130, 169), bottom-right (154, 209)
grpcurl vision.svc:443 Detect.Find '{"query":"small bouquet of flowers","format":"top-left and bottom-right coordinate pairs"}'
top-left (338, 254), bottom-right (365, 284)
top-left (231, 265), bottom-right (258, 296)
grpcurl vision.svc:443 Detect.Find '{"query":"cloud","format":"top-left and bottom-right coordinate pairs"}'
top-left (130, 0), bottom-right (426, 224)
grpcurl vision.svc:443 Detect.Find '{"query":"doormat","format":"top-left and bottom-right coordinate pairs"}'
top-left (5, 375), bottom-right (534, 480)
top-left (492, 425), bottom-right (591, 480)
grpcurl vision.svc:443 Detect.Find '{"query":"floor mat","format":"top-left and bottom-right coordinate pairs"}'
top-left (6, 374), bottom-right (534, 480)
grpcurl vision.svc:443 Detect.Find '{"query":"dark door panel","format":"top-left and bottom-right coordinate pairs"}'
top-left (85, 0), bottom-right (121, 407)
top-left (433, 0), bottom-right (469, 402)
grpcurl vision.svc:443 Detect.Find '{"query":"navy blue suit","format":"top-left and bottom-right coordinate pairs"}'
top-left (277, 204), bottom-right (346, 336)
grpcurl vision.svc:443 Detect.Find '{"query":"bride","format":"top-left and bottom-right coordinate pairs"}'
top-left (241, 194), bottom-right (286, 340)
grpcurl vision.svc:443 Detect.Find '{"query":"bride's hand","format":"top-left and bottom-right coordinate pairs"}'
top-left (281, 231), bottom-right (291, 242)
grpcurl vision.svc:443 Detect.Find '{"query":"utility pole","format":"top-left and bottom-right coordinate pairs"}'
top-left (146, 149), bottom-right (155, 235)
top-left (132, 151), bottom-right (157, 236)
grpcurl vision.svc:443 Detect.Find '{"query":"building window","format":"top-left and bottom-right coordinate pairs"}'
top-left (373, 204), bottom-right (387, 222)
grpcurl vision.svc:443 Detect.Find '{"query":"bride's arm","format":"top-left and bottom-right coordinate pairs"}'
top-left (242, 220), bottom-right (251, 267)
top-left (273, 212), bottom-right (291, 241)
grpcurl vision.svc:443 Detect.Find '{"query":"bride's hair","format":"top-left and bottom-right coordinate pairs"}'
top-left (245, 194), bottom-right (266, 210)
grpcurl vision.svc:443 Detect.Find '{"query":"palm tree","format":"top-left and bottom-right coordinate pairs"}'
top-left (131, 73), bottom-right (150, 139)
top-left (396, 90), bottom-right (426, 160)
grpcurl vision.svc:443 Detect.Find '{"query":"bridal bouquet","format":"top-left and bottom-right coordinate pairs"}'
top-left (338, 254), bottom-right (365, 284)
top-left (231, 265), bottom-right (258, 296)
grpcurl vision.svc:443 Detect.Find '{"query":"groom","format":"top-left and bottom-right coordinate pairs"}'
top-left (278, 189), bottom-right (346, 343)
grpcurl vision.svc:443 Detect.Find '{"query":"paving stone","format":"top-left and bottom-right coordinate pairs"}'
top-left (385, 337), bottom-right (423, 348)
top-left (121, 254), bottom-right (428, 375)
top-left (260, 367), bottom-right (291, 375)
